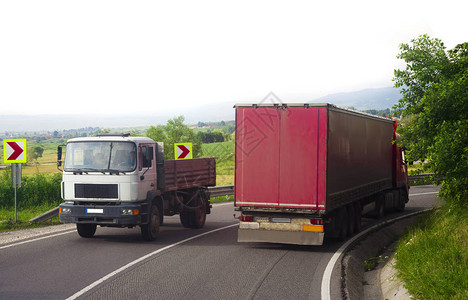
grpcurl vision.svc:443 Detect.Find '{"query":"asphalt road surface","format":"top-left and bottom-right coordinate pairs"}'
top-left (0, 185), bottom-right (440, 299)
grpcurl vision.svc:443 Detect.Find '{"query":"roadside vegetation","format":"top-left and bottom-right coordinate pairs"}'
top-left (392, 35), bottom-right (468, 299)
top-left (0, 118), bottom-right (235, 232)
top-left (395, 204), bottom-right (468, 299)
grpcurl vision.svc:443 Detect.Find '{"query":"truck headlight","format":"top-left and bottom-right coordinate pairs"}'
top-left (60, 208), bottom-right (71, 214)
top-left (121, 209), bottom-right (139, 215)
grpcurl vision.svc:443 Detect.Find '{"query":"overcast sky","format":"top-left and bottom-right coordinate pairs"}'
top-left (1, 0), bottom-right (466, 116)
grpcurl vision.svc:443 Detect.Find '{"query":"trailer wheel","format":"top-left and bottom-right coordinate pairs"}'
top-left (376, 197), bottom-right (385, 218)
top-left (141, 205), bottom-right (160, 241)
top-left (347, 204), bottom-right (356, 236)
top-left (354, 202), bottom-right (362, 233)
top-left (371, 195), bottom-right (385, 219)
top-left (77, 224), bottom-right (97, 238)
top-left (336, 207), bottom-right (348, 242)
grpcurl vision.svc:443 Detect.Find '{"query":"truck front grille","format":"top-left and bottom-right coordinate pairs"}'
top-left (75, 184), bottom-right (118, 199)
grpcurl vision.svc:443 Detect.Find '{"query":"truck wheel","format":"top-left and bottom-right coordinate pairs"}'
top-left (180, 191), bottom-right (207, 229)
top-left (141, 206), bottom-right (160, 241)
top-left (395, 189), bottom-right (407, 212)
top-left (180, 210), bottom-right (191, 228)
top-left (347, 204), bottom-right (356, 236)
top-left (190, 196), bottom-right (207, 229)
top-left (77, 224), bottom-right (97, 238)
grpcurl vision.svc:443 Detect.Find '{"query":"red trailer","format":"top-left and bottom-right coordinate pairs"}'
top-left (234, 103), bottom-right (408, 245)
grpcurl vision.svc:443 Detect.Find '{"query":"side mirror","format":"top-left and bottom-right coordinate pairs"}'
top-left (57, 146), bottom-right (62, 161)
top-left (57, 146), bottom-right (64, 172)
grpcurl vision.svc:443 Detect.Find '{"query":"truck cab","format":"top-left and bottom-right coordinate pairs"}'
top-left (58, 133), bottom-right (216, 241)
top-left (61, 135), bottom-right (157, 203)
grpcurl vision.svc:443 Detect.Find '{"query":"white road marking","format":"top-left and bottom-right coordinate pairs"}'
top-left (66, 223), bottom-right (238, 300)
top-left (212, 201), bottom-right (234, 207)
top-left (0, 229), bottom-right (76, 250)
top-left (321, 189), bottom-right (438, 300)
top-left (410, 191), bottom-right (439, 196)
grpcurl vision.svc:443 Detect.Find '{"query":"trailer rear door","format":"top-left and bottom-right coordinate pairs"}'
top-left (235, 105), bottom-right (327, 210)
top-left (235, 106), bottom-right (281, 206)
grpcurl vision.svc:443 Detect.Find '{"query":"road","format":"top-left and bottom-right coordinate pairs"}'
top-left (0, 185), bottom-right (440, 299)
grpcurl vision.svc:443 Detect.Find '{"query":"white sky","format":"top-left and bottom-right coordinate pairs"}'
top-left (1, 0), bottom-right (467, 115)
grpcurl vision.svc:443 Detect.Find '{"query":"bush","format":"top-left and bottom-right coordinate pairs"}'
top-left (0, 170), bottom-right (62, 209)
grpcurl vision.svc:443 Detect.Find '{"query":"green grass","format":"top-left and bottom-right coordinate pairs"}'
top-left (202, 141), bottom-right (235, 185)
top-left (395, 203), bottom-right (468, 299)
top-left (0, 204), bottom-right (61, 232)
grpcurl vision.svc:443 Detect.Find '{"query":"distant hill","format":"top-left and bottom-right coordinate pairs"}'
top-left (0, 87), bottom-right (402, 133)
top-left (309, 87), bottom-right (402, 110)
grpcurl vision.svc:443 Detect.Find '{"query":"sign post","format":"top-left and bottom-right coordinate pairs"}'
top-left (3, 139), bottom-right (27, 223)
top-left (11, 163), bottom-right (22, 222)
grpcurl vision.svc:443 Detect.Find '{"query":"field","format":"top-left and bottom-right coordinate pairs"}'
top-left (0, 139), bottom-right (63, 176)
top-left (201, 141), bottom-right (235, 185)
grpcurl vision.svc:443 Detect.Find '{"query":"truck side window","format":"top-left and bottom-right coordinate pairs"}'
top-left (141, 146), bottom-right (153, 168)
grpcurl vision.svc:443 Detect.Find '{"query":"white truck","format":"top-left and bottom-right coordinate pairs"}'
top-left (58, 134), bottom-right (216, 240)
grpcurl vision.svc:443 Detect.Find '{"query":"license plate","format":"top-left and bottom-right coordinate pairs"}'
top-left (86, 208), bottom-right (103, 214)
top-left (271, 218), bottom-right (291, 223)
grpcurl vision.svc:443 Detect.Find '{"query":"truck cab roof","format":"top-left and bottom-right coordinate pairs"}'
top-left (67, 135), bottom-right (155, 144)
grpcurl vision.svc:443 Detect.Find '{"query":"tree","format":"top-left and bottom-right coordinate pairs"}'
top-left (393, 34), bottom-right (468, 205)
top-left (30, 146), bottom-right (44, 162)
top-left (146, 116), bottom-right (202, 160)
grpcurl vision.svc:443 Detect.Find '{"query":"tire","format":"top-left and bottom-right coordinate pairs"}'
top-left (376, 197), bottom-right (385, 218)
top-left (180, 210), bottom-right (191, 228)
top-left (77, 224), bottom-right (97, 238)
top-left (190, 196), bottom-right (207, 229)
top-left (159, 209), bottom-right (164, 226)
top-left (395, 189), bottom-right (407, 212)
top-left (179, 190), bottom-right (207, 229)
top-left (371, 195), bottom-right (385, 219)
top-left (354, 202), bottom-right (362, 233)
top-left (347, 204), bottom-right (356, 237)
top-left (141, 205), bottom-right (160, 241)
top-left (336, 207), bottom-right (348, 242)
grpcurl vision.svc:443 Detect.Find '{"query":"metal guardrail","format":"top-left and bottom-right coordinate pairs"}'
top-left (208, 185), bottom-right (234, 197)
top-left (29, 207), bottom-right (60, 223)
top-left (30, 185), bottom-right (236, 223)
top-left (30, 177), bottom-right (434, 223)
top-left (408, 173), bottom-right (435, 184)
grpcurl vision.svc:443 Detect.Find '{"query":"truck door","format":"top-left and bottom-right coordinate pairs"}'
top-left (138, 144), bottom-right (157, 200)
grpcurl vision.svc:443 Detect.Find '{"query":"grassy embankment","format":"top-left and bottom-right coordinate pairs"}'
top-left (201, 141), bottom-right (234, 203)
top-left (394, 201), bottom-right (468, 299)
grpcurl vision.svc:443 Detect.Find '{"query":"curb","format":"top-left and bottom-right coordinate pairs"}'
top-left (341, 211), bottom-right (429, 300)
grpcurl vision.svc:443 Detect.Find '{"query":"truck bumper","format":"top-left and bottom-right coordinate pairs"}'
top-left (238, 228), bottom-right (324, 245)
top-left (59, 202), bottom-right (142, 226)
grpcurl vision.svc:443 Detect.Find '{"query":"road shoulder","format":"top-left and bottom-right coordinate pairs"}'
top-left (342, 215), bottom-right (420, 300)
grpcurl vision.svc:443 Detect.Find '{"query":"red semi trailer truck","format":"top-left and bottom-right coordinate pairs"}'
top-left (234, 103), bottom-right (408, 245)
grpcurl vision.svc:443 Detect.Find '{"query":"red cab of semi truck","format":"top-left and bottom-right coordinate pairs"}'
top-left (234, 103), bottom-right (408, 245)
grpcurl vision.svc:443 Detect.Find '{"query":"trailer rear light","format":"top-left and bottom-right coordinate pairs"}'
top-left (240, 215), bottom-right (253, 222)
top-left (310, 218), bottom-right (324, 225)
top-left (302, 224), bottom-right (323, 232)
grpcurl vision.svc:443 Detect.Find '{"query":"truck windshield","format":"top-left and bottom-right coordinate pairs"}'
top-left (64, 142), bottom-right (137, 173)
